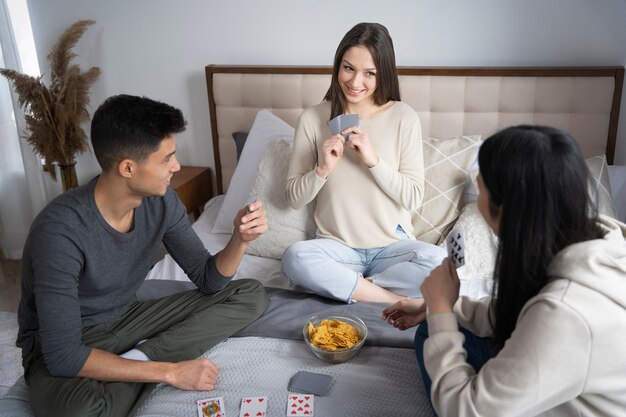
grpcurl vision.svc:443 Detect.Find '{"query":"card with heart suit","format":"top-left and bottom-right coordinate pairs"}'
top-left (239, 396), bottom-right (268, 417)
top-left (287, 393), bottom-right (314, 416)
top-left (446, 226), bottom-right (466, 268)
top-left (327, 114), bottom-right (360, 140)
top-left (197, 397), bottom-right (225, 417)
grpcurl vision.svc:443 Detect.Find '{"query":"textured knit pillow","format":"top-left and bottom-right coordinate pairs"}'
top-left (586, 154), bottom-right (617, 218)
top-left (411, 135), bottom-right (482, 244)
top-left (436, 154), bottom-right (616, 298)
top-left (439, 202), bottom-right (497, 299)
top-left (246, 140), bottom-right (317, 259)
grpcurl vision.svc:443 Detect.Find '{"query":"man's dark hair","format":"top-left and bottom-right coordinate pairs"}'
top-left (90, 94), bottom-right (187, 172)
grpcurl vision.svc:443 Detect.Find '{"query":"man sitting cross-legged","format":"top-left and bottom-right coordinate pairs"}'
top-left (17, 94), bottom-right (269, 417)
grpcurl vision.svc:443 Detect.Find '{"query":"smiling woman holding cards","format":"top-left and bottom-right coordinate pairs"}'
top-left (282, 22), bottom-right (445, 304)
top-left (383, 125), bottom-right (626, 416)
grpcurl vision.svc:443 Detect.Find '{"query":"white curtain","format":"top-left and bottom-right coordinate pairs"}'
top-left (0, 0), bottom-right (51, 259)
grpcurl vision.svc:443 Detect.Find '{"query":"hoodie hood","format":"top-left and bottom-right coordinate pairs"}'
top-left (548, 215), bottom-right (626, 309)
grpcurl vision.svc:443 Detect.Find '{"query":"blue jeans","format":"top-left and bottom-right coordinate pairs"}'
top-left (281, 231), bottom-right (445, 303)
top-left (414, 321), bottom-right (500, 404)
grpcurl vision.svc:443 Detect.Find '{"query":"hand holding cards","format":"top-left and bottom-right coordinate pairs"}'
top-left (327, 114), bottom-right (359, 140)
top-left (446, 226), bottom-right (466, 268)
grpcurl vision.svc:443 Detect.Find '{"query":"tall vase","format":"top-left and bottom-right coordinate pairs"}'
top-left (59, 162), bottom-right (78, 192)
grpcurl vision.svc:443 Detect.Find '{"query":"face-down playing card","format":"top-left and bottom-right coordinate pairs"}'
top-left (327, 114), bottom-right (360, 140)
top-left (446, 226), bottom-right (466, 268)
top-left (288, 371), bottom-right (332, 396)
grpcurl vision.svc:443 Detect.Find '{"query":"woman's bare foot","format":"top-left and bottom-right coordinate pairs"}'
top-left (351, 277), bottom-right (406, 303)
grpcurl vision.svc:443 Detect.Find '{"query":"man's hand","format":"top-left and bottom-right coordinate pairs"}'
top-left (165, 357), bottom-right (220, 391)
top-left (216, 200), bottom-right (268, 276)
top-left (77, 348), bottom-right (220, 391)
top-left (233, 200), bottom-right (268, 243)
top-left (381, 298), bottom-right (427, 330)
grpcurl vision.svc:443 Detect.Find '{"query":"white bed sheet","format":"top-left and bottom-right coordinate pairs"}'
top-left (147, 195), bottom-right (494, 299)
top-left (145, 195), bottom-right (290, 289)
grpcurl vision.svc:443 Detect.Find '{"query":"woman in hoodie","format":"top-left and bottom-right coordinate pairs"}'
top-left (382, 125), bottom-right (626, 416)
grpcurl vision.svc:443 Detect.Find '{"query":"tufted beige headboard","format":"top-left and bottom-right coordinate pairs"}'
top-left (205, 65), bottom-right (624, 195)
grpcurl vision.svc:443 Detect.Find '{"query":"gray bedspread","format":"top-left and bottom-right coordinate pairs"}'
top-left (0, 280), bottom-right (429, 417)
top-left (137, 280), bottom-right (417, 349)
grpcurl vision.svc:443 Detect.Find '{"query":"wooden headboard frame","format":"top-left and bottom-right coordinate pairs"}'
top-left (205, 65), bottom-right (624, 196)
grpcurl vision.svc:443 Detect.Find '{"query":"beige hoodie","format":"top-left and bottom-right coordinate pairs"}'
top-left (425, 215), bottom-right (626, 416)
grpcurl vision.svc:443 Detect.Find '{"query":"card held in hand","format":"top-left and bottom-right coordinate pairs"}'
top-left (288, 371), bottom-right (332, 396)
top-left (446, 226), bottom-right (466, 268)
top-left (197, 396), bottom-right (225, 417)
top-left (239, 396), bottom-right (267, 417)
top-left (287, 393), bottom-right (314, 416)
top-left (327, 114), bottom-right (359, 140)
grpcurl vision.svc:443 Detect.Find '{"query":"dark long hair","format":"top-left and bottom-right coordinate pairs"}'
top-left (324, 22), bottom-right (401, 119)
top-left (479, 125), bottom-right (604, 346)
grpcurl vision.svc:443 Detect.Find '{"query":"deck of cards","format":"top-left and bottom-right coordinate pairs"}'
top-left (446, 226), bottom-right (466, 269)
top-left (327, 114), bottom-right (359, 140)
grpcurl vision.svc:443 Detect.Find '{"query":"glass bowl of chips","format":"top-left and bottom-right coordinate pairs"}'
top-left (303, 313), bottom-right (368, 363)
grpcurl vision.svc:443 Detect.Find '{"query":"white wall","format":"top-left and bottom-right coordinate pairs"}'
top-left (25, 0), bottom-right (626, 190)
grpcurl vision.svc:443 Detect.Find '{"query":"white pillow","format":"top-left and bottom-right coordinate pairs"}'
top-left (212, 110), bottom-right (295, 233)
top-left (440, 203), bottom-right (497, 274)
top-left (246, 140), bottom-right (317, 259)
top-left (586, 154), bottom-right (617, 219)
top-left (439, 202), bottom-right (497, 300)
top-left (608, 165), bottom-right (626, 222)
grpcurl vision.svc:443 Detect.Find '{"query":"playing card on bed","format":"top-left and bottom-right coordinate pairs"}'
top-left (197, 397), bottom-right (225, 417)
top-left (446, 226), bottom-right (466, 268)
top-left (239, 396), bottom-right (267, 417)
top-left (287, 393), bottom-right (314, 416)
top-left (288, 371), bottom-right (332, 396)
top-left (327, 114), bottom-right (359, 139)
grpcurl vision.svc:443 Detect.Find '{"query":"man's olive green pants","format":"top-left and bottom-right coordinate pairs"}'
top-left (24, 279), bottom-right (267, 417)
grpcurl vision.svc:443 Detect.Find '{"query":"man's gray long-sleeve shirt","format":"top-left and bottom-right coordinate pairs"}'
top-left (17, 177), bottom-right (230, 377)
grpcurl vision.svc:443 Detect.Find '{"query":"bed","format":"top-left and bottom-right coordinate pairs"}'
top-left (1, 65), bottom-right (623, 417)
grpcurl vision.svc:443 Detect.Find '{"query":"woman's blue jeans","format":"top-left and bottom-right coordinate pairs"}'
top-left (415, 321), bottom-right (500, 403)
top-left (281, 235), bottom-right (446, 303)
